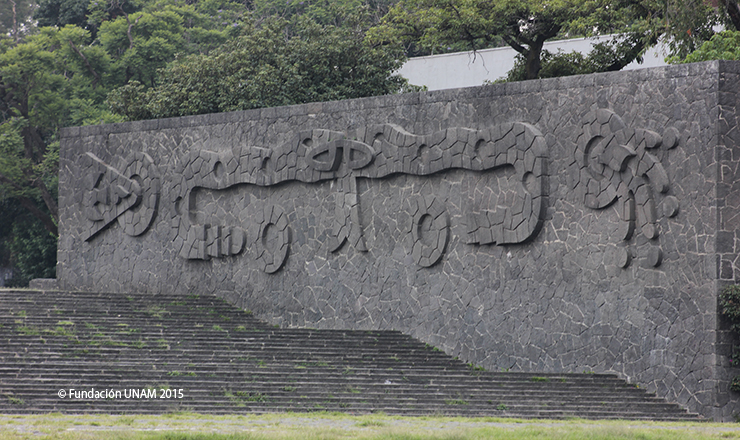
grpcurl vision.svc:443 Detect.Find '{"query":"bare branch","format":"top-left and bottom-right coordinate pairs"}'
top-left (10, 0), bottom-right (19, 44)
top-left (66, 40), bottom-right (101, 88)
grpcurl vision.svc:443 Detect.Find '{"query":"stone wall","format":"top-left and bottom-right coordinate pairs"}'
top-left (59, 61), bottom-right (740, 419)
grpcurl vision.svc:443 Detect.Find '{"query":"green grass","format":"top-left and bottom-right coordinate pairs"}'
top-left (0, 413), bottom-right (736, 440)
top-left (143, 305), bottom-right (169, 318)
top-left (15, 325), bottom-right (40, 336)
top-left (444, 398), bottom-right (469, 405)
top-left (6, 396), bottom-right (24, 405)
top-left (46, 326), bottom-right (76, 337)
top-left (224, 390), bottom-right (268, 404)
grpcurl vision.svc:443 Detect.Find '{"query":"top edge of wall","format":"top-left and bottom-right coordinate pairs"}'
top-left (60, 60), bottom-right (735, 139)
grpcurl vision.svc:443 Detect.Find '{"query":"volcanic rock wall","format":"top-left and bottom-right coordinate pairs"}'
top-left (59, 61), bottom-right (740, 419)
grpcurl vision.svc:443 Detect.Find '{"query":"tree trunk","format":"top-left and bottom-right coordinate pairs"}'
top-left (724, 0), bottom-right (740, 31)
top-left (10, 0), bottom-right (19, 44)
top-left (17, 197), bottom-right (58, 236)
top-left (524, 40), bottom-right (544, 80)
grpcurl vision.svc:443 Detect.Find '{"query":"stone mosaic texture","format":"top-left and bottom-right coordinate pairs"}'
top-left (58, 61), bottom-right (740, 420)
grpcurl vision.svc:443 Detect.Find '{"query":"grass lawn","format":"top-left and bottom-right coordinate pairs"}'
top-left (1, 412), bottom-right (740, 440)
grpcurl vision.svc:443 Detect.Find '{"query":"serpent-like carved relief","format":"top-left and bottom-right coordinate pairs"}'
top-left (78, 111), bottom-right (684, 273)
top-left (80, 111), bottom-right (681, 273)
top-left (570, 109), bottom-right (680, 268)
top-left (166, 123), bottom-right (548, 271)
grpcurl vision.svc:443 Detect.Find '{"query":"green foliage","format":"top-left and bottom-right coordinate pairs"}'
top-left (366, 0), bottom-right (506, 57)
top-left (98, 8), bottom-right (185, 87)
top-left (7, 395), bottom-right (25, 405)
top-left (670, 31), bottom-right (740, 64)
top-left (367, 0), bottom-right (658, 80)
top-left (731, 348), bottom-right (740, 369)
top-left (732, 375), bottom-right (740, 393)
top-left (719, 284), bottom-right (740, 394)
top-left (720, 284), bottom-right (740, 335)
top-left (0, 24), bottom-right (118, 284)
top-left (569, 0), bottom-right (717, 62)
top-left (225, 390), bottom-right (268, 403)
top-left (501, 37), bottom-right (662, 82)
top-left (444, 398), bottom-right (468, 405)
top-left (94, 0), bottom-right (243, 87)
top-left (503, 50), bottom-right (592, 82)
top-left (662, 0), bottom-right (719, 60)
top-left (2, 208), bottom-right (57, 287)
top-left (34, 0), bottom-right (90, 29)
top-left (110, 16), bottom-right (411, 120)
top-left (1, 0), bottom-right (242, 284)
top-left (370, 0), bottom-right (722, 81)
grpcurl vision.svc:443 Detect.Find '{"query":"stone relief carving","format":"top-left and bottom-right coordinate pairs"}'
top-left (167, 123), bottom-right (548, 272)
top-left (81, 152), bottom-right (160, 241)
top-left (569, 109), bottom-right (680, 268)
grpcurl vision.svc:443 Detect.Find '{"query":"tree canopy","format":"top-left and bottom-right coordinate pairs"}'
top-left (369, 0), bottom-right (596, 79)
top-left (108, 16), bottom-right (411, 120)
top-left (367, 0), bottom-right (722, 80)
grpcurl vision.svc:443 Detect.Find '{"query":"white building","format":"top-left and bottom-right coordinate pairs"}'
top-left (398, 36), bottom-right (668, 91)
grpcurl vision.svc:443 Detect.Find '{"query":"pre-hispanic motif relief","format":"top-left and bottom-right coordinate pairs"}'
top-left (81, 152), bottom-right (160, 241)
top-left (161, 123), bottom-right (548, 273)
top-left (570, 109), bottom-right (680, 268)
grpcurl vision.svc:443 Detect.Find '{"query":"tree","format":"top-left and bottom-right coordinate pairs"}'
top-left (369, 0), bottom-right (607, 80)
top-left (94, 0), bottom-right (243, 87)
top-left (108, 15), bottom-right (412, 120)
top-left (665, 1), bottom-right (740, 64)
top-left (0, 31), bottom-right (66, 235)
top-left (671, 30), bottom-right (740, 63)
top-left (368, 0), bottom-right (719, 81)
top-left (34, 0), bottom-right (91, 30)
top-left (1, 0), bottom-right (245, 244)
top-left (721, 0), bottom-right (740, 33)
top-left (0, 198), bottom-right (57, 287)
top-left (251, 0), bottom-right (395, 27)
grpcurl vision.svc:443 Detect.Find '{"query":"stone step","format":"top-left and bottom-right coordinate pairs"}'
top-left (0, 399), bottom-right (692, 418)
top-left (0, 384), bottom-right (686, 409)
top-left (0, 288), bottom-right (701, 420)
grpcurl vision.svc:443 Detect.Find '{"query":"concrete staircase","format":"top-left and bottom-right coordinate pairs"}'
top-left (0, 289), bottom-right (700, 420)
